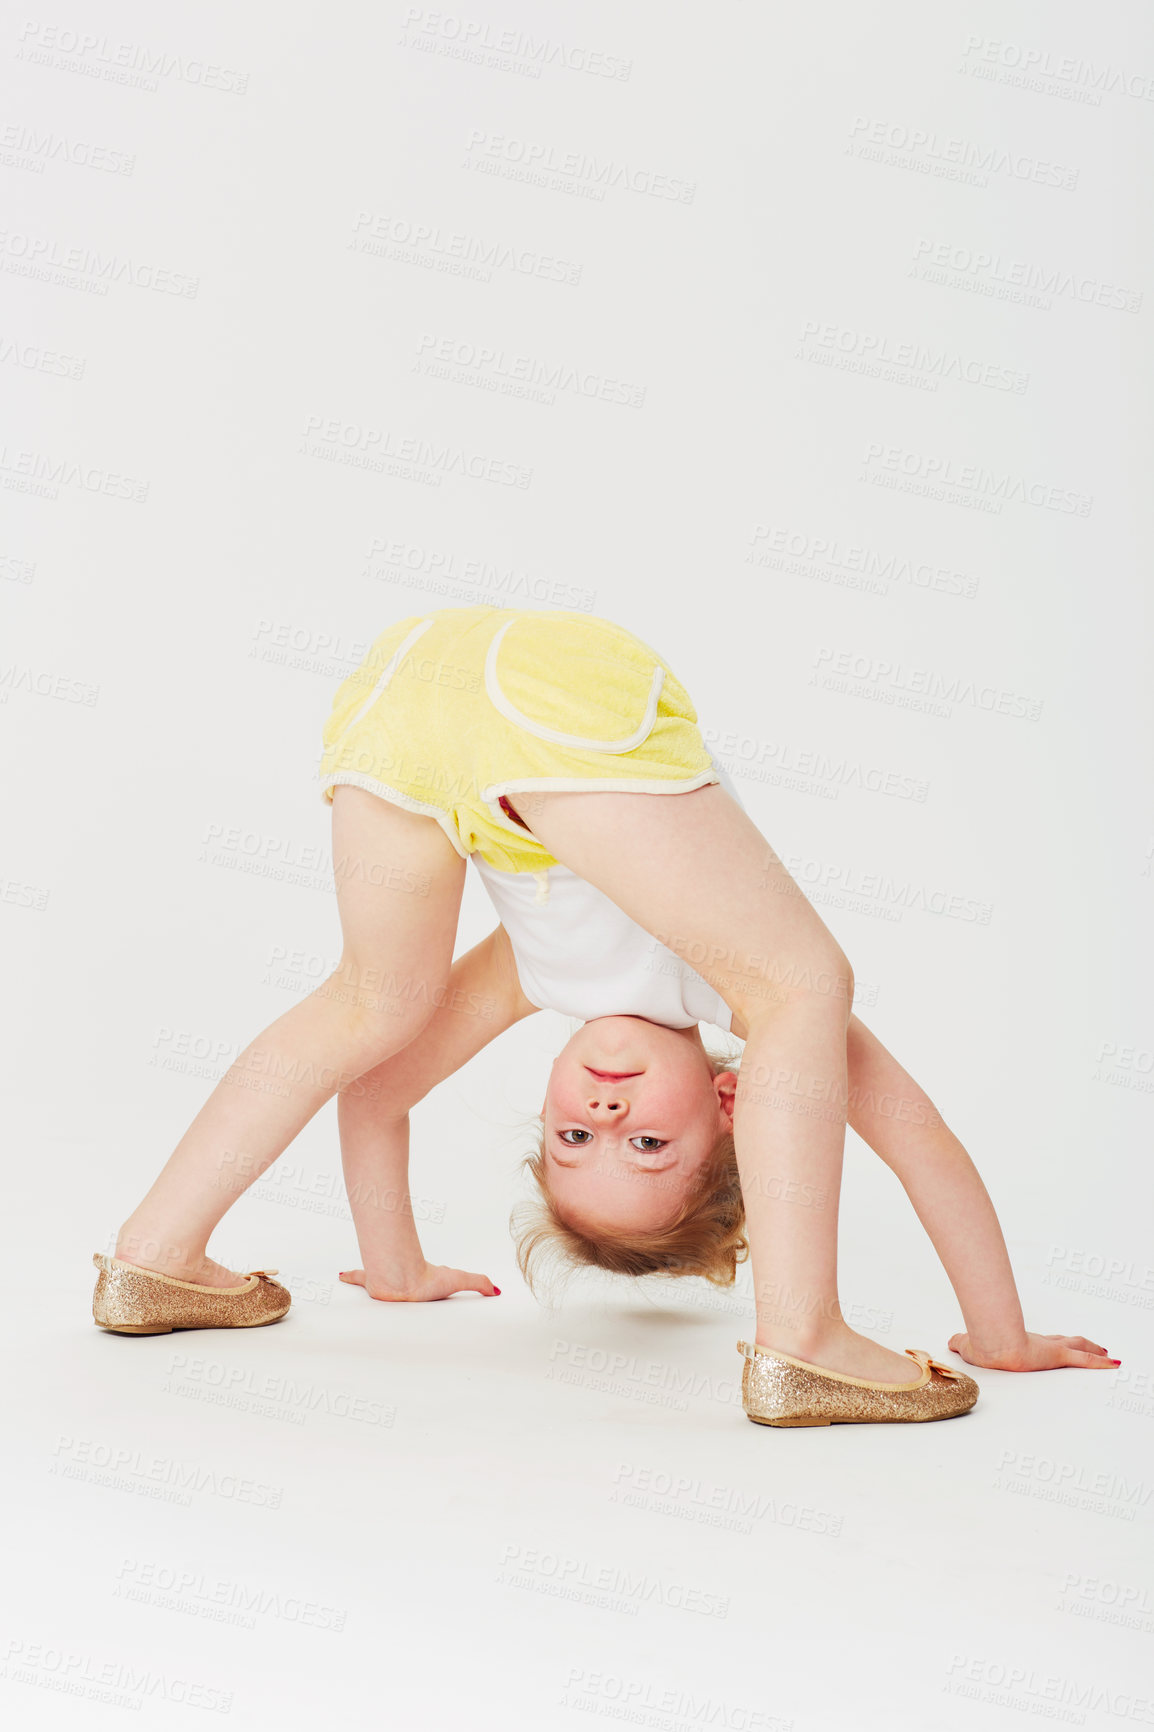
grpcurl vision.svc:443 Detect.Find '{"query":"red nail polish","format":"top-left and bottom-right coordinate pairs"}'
top-left (492, 1286), bottom-right (501, 1296)
top-left (1110, 1358), bottom-right (1121, 1366)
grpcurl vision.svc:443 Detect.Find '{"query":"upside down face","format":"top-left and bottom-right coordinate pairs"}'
top-left (541, 1016), bottom-right (737, 1233)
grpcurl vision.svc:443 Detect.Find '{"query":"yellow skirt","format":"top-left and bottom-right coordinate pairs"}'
top-left (318, 605), bottom-right (720, 873)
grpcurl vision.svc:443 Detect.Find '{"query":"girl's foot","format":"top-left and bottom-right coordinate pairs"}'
top-left (112, 1245), bottom-right (247, 1288)
top-left (93, 1253), bottom-right (291, 1334)
top-left (755, 1326), bottom-right (939, 1385)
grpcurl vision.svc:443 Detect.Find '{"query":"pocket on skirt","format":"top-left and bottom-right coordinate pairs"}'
top-left (483, 612), bottom-right (680, 754)
top-left (321, 615), bottom-right (433, 752)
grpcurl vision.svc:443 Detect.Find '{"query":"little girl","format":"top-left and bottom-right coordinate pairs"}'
top-left (93, 606), bottom-right (1118, 1427)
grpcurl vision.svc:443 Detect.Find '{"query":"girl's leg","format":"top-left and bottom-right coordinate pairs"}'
top-left (115, 788), bottom-right (466, 1286)
top-left (521, 782), bottom-right (917, 1383)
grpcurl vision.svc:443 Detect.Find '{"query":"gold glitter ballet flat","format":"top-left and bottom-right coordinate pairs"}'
top-left (92, 1253), bottom-right (291, 1335)
top-left (737, 1340), bottom-right (978, 1427)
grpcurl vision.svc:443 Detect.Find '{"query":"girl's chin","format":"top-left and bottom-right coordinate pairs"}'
top-left (585, 1014), bottom-right (664, 1033)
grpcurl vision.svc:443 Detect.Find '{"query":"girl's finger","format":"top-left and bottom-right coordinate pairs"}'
top-left (339, 1269), bottom-right (366, 1286)
top-left (453, 1270), bottom-right (500, 1297)
top-left (1044, 1334), bottom-right (1109, 1353)
top-left (1063, 1347), bottom-right (1120, 1369)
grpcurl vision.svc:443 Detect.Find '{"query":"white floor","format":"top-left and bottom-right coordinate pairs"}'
top-left (5, 1175), bottom-right (1149, 1732)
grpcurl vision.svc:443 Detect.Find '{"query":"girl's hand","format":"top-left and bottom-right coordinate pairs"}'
top-left (947, 1330), bottom-right (1120, 1371)
top-left (339, 1263), bottom-right (501, 1302)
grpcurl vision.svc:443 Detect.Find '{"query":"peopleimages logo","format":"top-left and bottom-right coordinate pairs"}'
top-left (348, 210), bottom-right (583, 287)
top-left (546, 1339), bottom-right (743, 1412)
top-left (0, 226), bottom-right (198, 296)
top-left (1058, 1572), bottom-right (1154, 1635)
top-left (363, 534), bottom-right (595, 611)
top-left (0, 1637), bottom-right (233, 1714)
top-left (611, 1463), bottom-right (843, 1538)
top-left (994, 1449), bottom-right (1152, 1521)
top-left (113, 1558), bottom-right (348, 1632)
top-left (559, 1667), bottom-right (793, 1729)
top-left (497, 1544), bottom-right (729, 1618)
top-left (811, 644), bottom-right (1043, 722)
top-left (49, 1435), bottom-right (283, 1508)
top-left (943, 1653), bottom-right (1154, 1723)
top-left (847, 117), bottom-right (1079, 189)
top-left (399, 10), bottom-right (633, 81)
top-left (300, 414), bottom-right (532, 489)
top-left (14, 21), bottom-right (249, 93)
top-left (414, 332), bottom-right (646, 407)
top-left (162, 1353), bottom-right (394, 1427)
top-left (910, 237), bottom-right (1142, 313)
top-left (701, 723), bottom-right (930, 803)
top-left (1042, 1242), bottom-right (1154, 1309)
top-left (860, 442), bottom-right (1093, 515)
top-left (747, 523), bottom-right (978, 601)
top-left (462, 129), bottom-right (696, 203)
top-left (794, 323), bottom-right (1028, 394)
top-left (958, 34), bottom-right (1154, 103)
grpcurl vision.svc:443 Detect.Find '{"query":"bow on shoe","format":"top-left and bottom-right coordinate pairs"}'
top-left (904, 1347), bottom-right (963, 1379)
top-left (247, 1268), bottom-right (280, 1279)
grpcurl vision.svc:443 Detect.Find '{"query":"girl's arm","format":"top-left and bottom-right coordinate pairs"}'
top-left (338, 924), bottom-right (537, 1300)
top-left (843, 1014), bottom-right (1118, 1371)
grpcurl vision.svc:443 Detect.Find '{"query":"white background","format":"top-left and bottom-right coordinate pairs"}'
top-left (2, 2), bottom-right (1152, 1727)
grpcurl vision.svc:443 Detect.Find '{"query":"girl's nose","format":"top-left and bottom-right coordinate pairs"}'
top-left (586, 1092), bottom-right (626, 1114)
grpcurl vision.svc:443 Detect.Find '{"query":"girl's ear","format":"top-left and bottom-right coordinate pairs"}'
top-left (715, 1069), bottom-right (738, 1122)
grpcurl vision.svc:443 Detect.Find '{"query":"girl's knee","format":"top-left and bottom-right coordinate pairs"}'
top-left (834, 951), bottom-right (855, 1017)
top-left (801, 946), bottom-right (854, 1018)
top-left (322, 956), bottom-right (446, 1062)
top-left (735, 943), bottom-right (854, 1028)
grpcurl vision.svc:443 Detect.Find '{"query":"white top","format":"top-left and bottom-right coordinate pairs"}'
top-left (470, 762), bottom-right (746, 1032)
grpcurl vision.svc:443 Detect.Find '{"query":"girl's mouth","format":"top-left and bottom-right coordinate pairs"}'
top-left (585, 1067), bottom-right (642, 1080)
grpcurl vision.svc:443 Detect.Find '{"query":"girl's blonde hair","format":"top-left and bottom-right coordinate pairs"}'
top-left (511, 1050), bottom-right (747, 1295)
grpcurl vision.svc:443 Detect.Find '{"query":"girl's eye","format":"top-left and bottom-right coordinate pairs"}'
top-left (556, 1130), bottom-right (667, 1151)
